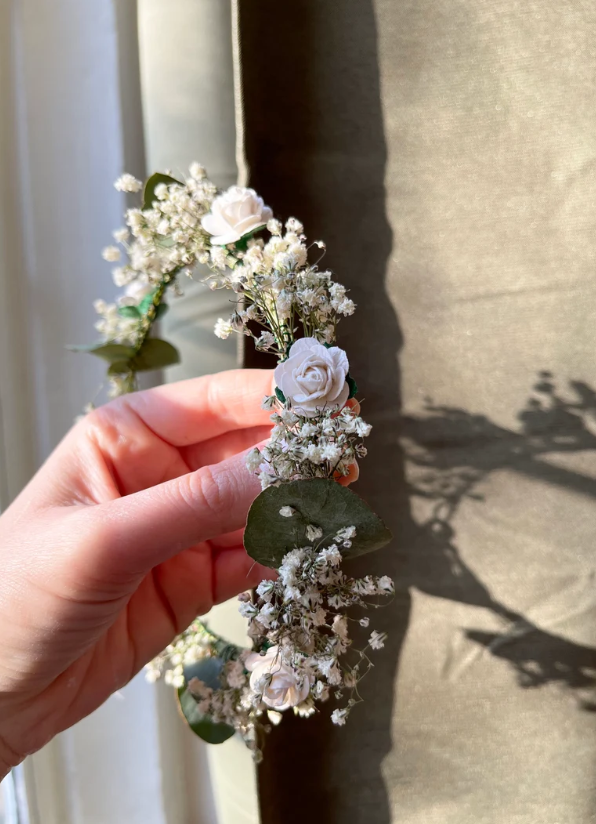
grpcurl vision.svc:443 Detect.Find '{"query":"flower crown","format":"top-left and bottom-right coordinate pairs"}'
top-left (75, 166), bottom-right (394, 760)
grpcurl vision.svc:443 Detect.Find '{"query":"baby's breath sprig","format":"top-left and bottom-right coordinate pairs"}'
top-left (78, 166), bottom-right (394, 760)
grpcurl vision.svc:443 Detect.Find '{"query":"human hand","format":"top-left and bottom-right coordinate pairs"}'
top-left (0, 369), bottom-right (276, 775)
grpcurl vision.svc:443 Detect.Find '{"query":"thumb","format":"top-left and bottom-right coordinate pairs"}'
top-left (87, 449), bottom-right (262, 580)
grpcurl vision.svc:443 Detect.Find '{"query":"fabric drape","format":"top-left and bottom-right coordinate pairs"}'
top-left (236, 2), bottom-right (596, 822)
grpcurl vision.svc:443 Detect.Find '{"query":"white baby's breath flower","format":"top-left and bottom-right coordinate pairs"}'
top-left (113, 227), bottom-right (129, 243)
top-left (124, 279), bottom-right (154, 304)
top-left (239, 601), bottom-right (258, 619)
top-left (377, 576), bottom-right (394, 593)
top-left (359, 617), bottom-right (370, 628)
top-left (214, 318), bottom-right (233, 339)
top-left (189, 161), bottom-right (206, 180)
top-left (279, 506), bottom-right (294, 518)
top-left (332, 615), bottom-right (349, 641)
top-left (201, 186), bottom-right (273, 245)
top-left (114, 173), bottom-right (142, 193)
top-left (306, 524), bottom-right (323, 542)
top-left (261, 395), bottom-right (277, 411)
top-left (102, 245), bottom-right (121, 262)
top-left (285, 217), bottom-right (304, 234)
top-left (369, 631), bottom-right (387, 650)
top-left (293, 698), bottom-right (316, 717)
top-left (331, 708), bottom-right (348, 726)
top-left (246, 448), bottom-right (263, 473)
top-left (267, 710), bottom-right (283, 725)
top-left (267, 218), bottom-right (282, 235)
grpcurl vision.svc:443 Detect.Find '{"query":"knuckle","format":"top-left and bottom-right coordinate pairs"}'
top-left (183, 465), bottom-right (231, 523)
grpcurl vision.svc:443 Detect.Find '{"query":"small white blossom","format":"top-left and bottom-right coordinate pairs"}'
top-left (114, 173), bottom-right (142, 193)
top-left (306, 524), bottom-right (323, 542)
top-left (369, 631), bottom-right (386, 651)
top-left (279, 506), bottom-right (294, 518)
top-left (246, 448), bottom-right (263, 473)
top-left (102, 245), bottom-right (121, 262)
top-left (214, 318), bottom-right (233, 339)
top-left (331, 708), bottom-right (348, 726)
top-left (267, 218), bottom-right (282, 235)
top-left (113, 227), bottom-right (129, 243)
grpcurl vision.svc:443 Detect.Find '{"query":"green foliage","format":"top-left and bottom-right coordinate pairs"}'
top-left (67, 342), bottom-right (137, 362)
top-left (155, 302), bottom-right (169, 320)
top-left (142, 172), bottom-right (183, 211)
top-left (72, 338), bottom-right (179, 376)
top-left (138, 292), bottom-right (156, 315)
top-left (244, 478), bottom-right (392, 568)
top-left (132, 338), bottom-right (179, 371)
top-left (231, 225), bottom-right (266, 253)
top-left (117, 305), bottom-right (141, 319)
top-left (137, 292), bottom-right (168, 319)
top-left (346, 374), bottom-right (358, 399)
top-left (177, 657), bottom-right (235, 745)
top-left (275, 386), bottom-right (286, 404)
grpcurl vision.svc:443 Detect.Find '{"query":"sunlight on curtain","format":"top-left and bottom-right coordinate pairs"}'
top-left (0, 1), bottom-right (189, 822)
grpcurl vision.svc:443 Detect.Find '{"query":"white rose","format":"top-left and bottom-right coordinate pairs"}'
top-left (201, 186), bottom-right (273, 245)
top-left (274, 337), bottom-right (350, 417)
top-left (245, 646), bottom-right (312, 711)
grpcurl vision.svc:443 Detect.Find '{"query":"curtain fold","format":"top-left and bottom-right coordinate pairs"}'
top-left (236, 2), bottom-right (596, 823)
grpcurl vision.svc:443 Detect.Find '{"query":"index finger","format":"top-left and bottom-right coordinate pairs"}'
top-left (106, 368), bottom-right (274, 447)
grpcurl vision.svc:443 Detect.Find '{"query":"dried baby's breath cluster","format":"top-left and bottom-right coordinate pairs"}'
top-left (82, 166), bottom-right (393, 757)
top-left (242, 527), bottom-right (393, 726)
top-left (89, 166), bottom-right (217, 396)
top-left (150, 528), bottom-right (393, 759)
top-left (247, 403), bottom-right (371, 488)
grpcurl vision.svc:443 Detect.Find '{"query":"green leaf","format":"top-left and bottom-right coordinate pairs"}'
top-left (244, 478), bottom-right (392, 568)
top-left (275, 386), bottom-right (286, 405)
top-left (232, 224), bottom-right (266, 253)
top-left (155, 302), bottom-right (169, 320)
top-left (138, 291), bottom-right (157, 315)
top-left (67, 342), bottom-right (137, 363)
top-left (177, 688), bottom-right (235, 744)
top-left (107, 361), bottom-right (133, 376)
top-left (118, 305), bottom-right (141, 319)
top-left (142, 172), bottom-right (182, 211)
top-left (347, 374), bottom-right (358, 399)
top-left (183, 657), bottom-right (225, 690)
top-left (177, 657), bottom-right (235, 745)
top-left (132, 338), bottom-right (180, 372)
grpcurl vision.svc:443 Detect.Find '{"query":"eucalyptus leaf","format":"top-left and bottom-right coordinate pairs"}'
top-left (107, 361), bottom-right (133, 376)
top-left (275, 386), bottom-right (286, 405)
top-left (117, 305), bottom-right (141, 319)
top-left (183, 657), bottom-right (225, 690)
top-left (67, 342), bottom-right (137, 363)
top-left (232, 224), bottom-right (266, 253)
top-left (244, 478), bottom-right (392, 568)
top-left (138, 291), bottom-right (157, 315)
top-left (155, 302), bottom-right (169, 320)
top-left (131, 338), bottom-right (180, 372)
top-left (347, 374), bottom-right (358, 399)
top-left (142, 172), bottom-right (183, 211)
top-left (176, 657), bottom-right (235, 744)
top-left (177, 686), bottom-right (235, 745)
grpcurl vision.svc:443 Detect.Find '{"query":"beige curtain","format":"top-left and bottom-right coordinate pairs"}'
top-left (236, 2), bottom-right (596, 822)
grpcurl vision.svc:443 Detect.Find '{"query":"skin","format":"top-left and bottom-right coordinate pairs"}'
top-left (0, 368), bottom-right (360, 777)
